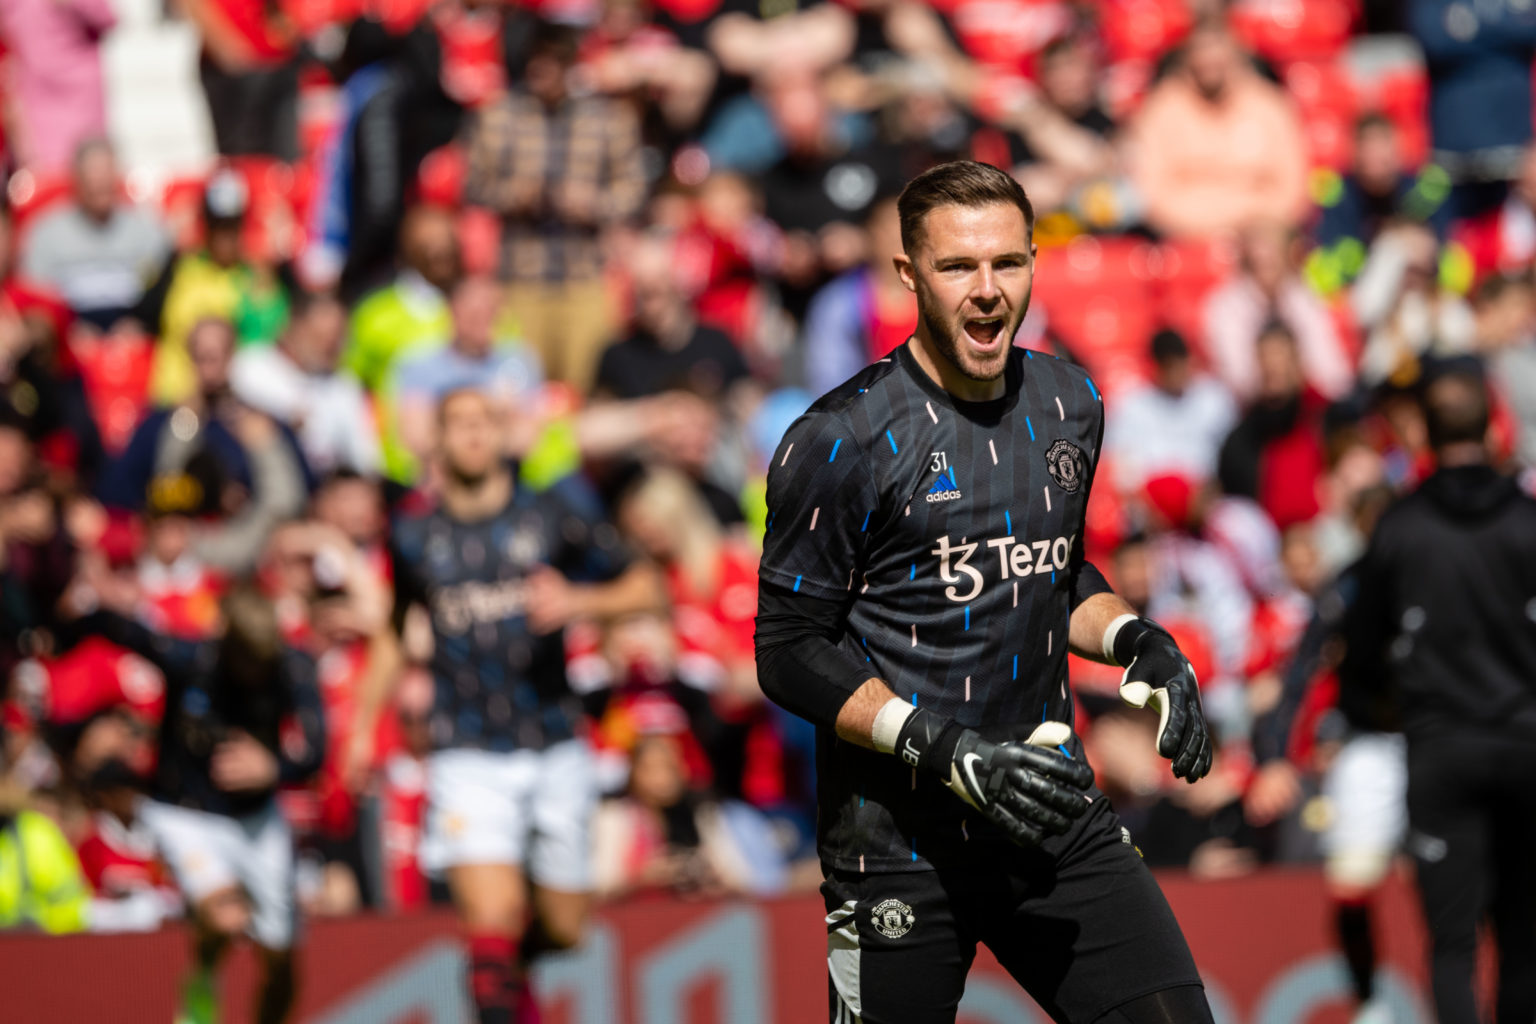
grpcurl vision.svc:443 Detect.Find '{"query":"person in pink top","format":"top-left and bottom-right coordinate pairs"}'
top-left (0, 0), bottom-right (116, 175)
top-left (1126, 19), bottom-right (1309, 239)
top-left (1203, 221), bottom-right (1354, 403)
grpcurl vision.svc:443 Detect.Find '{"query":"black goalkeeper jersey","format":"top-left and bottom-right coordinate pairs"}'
top-left (760, 342), bottom-right (1109, 872)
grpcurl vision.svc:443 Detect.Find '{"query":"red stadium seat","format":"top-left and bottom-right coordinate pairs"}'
top-left (1148, 238), bottom-right (1239, 361)
top-left (7, 171), bottom-right (73, 233)
top-left (1033, 235), bottom-right (1159, 397)
top-left (1228, 0), bottom-right (1358, 64)
top-left (1099, 0), bottom-right (1192, 65)
top-left (417, 143), bottom-right (468, 208)
top-left (1282, 60), bottom-right (1358, 169)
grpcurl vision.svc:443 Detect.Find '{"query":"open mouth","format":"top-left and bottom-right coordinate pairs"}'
top-left (963, 316), bottom-right (1005, 347)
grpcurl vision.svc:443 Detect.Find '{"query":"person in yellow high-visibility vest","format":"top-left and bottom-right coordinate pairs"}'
top-left (0, 806), bottom-right (91, 935)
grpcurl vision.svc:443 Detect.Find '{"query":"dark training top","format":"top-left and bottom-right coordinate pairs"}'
top-left (1344, 464), bottom-right (1536, 742)
top-left (756, 342), bottom-right (1112, 872)
top-left (390, 473), bottom-right (631, 753)
top-left (72, 611), bottom-right (326, 818)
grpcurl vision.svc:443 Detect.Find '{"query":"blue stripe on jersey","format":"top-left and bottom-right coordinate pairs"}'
top-left (911, 693), bottom-right (918, 706)
top-left (1004, 509), bottom-right (1012, 534)
top-left (886, 430), bottom-right (899, 454)
top-left (793, 574), bottom-right (802, 592)
top-left (1025, 350), bottom-right (1034, 359)
top-left (1058, 744), bottom-right (1073, 758)
top-left (861, 510), bottom-right (872, 532)
top-left (829, 438), bottom-right (842, 462)
top-left (964, 606), bottom-right (970, 631)
top-left (909, 563), bottom-right (915, 580)
top-left (1086, 376), bottom-right (1100, 400)
top-left (1012, 655), bottom-right (1018, 680)
top-left (911, 838), bottom-right (918, 862)
top-left (1026, 416), bottom-right (1035, 442)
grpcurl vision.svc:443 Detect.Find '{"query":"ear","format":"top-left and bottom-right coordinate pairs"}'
top-left (893, 253), bottom-right (918, 294)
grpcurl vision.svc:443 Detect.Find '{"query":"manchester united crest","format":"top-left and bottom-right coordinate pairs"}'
top-left (871, 898), bottom-right (915, 939)
top-left (1044, 439), bottom-right (1087, 493)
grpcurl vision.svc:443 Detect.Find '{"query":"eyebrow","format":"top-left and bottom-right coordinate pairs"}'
top-left (930, 251), bottom-right (1031, 265)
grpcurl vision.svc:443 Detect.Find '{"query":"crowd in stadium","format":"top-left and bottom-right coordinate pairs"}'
top-left (0, 0), bottom-right (1533, 943)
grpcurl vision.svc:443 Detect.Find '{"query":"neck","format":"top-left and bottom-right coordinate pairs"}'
top-left (1436, 442), bottom-right (1489, 468)
top-left (906, 334), bottom-right (1005, 403)
top-left (442, 465), bottom-right (512, 520)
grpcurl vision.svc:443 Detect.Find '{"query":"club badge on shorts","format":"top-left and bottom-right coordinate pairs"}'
top-left (871, 898), bottom-right (915, 939)
top-left (1045, 439), bottom-right (1086, 493)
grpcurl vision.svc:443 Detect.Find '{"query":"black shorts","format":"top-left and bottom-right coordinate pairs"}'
top-left (821, 798), bottom-right (1205, 1024)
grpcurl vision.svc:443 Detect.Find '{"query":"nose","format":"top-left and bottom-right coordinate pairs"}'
top-left (971, 265), bottom-right (1000, 306)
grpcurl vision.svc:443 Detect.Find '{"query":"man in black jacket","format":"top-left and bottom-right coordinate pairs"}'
top-left (1343, 361), bottom-right (1536, 1024)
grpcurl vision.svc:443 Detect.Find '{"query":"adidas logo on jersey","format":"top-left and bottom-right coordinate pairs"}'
top-left (926, 470), bottom-right (962, 503)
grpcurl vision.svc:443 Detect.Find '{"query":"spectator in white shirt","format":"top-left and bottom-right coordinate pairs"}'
top-left (231, 292), bottom-right (382, 476)
top-left (1106, 329), bottom-right (1237, 492)
top-left (1203, 221), bottom-right (1353, 402)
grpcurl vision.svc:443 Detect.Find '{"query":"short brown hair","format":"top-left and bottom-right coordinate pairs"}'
top-left (897, 161), bottom-right (1034, 254)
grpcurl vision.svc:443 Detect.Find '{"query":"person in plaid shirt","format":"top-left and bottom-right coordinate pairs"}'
top-left (465, 21), bottom-right (646, 392)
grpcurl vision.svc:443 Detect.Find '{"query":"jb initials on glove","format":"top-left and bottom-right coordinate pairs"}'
top-left (1104, 615), bottom-right (1212, 782)
top-left (871, 701), bottom-right (1095, 848)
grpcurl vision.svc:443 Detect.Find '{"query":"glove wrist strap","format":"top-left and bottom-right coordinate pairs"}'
top-left (894, 706), bottom-right (965, 777)
top-left (1103, 613), bottom-right (1144, 666)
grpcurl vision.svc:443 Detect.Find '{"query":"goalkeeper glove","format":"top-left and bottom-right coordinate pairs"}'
top-left (1105, 615), bottom-right (1212, 782)
top-left (877, 703), bottom-right (1095, 848)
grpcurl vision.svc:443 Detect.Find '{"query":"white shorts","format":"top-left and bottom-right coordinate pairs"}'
top-left (138, 799), bottom-right (298, 950)
top-left (421, 740), bottom-right (598, 892)
top-left (1321, 732), bottom-right (1408, 888)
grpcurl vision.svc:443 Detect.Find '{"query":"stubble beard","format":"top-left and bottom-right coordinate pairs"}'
top-left (919, 304), bottom-right (1012, 383)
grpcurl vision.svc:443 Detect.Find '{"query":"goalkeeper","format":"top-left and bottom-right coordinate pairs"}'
top-left (754, 161), bottom-right (1214, 1024)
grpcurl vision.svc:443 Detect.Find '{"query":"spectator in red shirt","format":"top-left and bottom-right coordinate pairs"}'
top-left (1218, 323), bottom-right (1329, 530)
top-left (177, 0), bottom-right (302, 159)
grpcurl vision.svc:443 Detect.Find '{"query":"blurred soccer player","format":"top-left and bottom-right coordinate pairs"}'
top-left (346, 388), bottom-right (661, 1024)
top-left (755, 161), bottom-right (1215, 1024)
top-left (1343, 362), bottom-right (1536, 1024)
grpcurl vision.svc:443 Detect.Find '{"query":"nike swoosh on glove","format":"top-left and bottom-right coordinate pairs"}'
top-left (945, 721), bottom-right (1097, 848)
top-left (1114, 618), bottom-right (1212, 782)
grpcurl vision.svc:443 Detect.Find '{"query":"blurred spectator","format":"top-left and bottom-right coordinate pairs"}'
top-left (754, 67), bottom-right (900, 302)
top-left (1308, 114), bottom-right (1451, 296)
top-left (334, 0), bottom-right (536, 291)
top-left (147, 168), bottom-right (291, 405)
top-left (1104, 329), bottom-right (1236, 493)
top-left (232, 292), bottom-right (383, 476)
top-left (376, 666), bottom-right (436, 911)
top-left (1352, 222), bottom-right (1474, 388)
top-left (0, 418), bottom-right (76, 681)
top-left (344, 208), bottom-right (457, 388)
top-left (137, 477), bottom-right (228, 640)
top-left (1204, 222), bottom-right (1353, 402)
top-left (1218, 324), bottom-right (1329, 530)
top-left (391, 275), bottom-right (542, 476)
top-left (594, 232), bottom-right (750, 402)
top-left (1451, 141), bottom-right (1536, 282)
top-left (614, 467), bottom-right (782, 800)
top-left (1475, 272), bottom-right (1536, 466)
top-left (1407, 0), bottom-right (1536, 214)
top-left (0, 776), bottom-right (90, 933)
top-left (59, 584), bottom-right (325, 1023)
top-left (1139, 476), bottom-right (1257, 708)
top-left (591, 733), bottom-right (785, 899)
top-left (98, 320), bottom-right (308, 574)
top-left (800, 195), bottom-right (913, 395)
top-left (1126, 21), bottom-right (1308, 238)
top-left (1084, 708), bottom-right (1255, 879)
top-left (465, 21), bottom-right (646, 390)
top-left (0, 0), bottom-right (115, 174)
top-left (1006, 31), bottom-right (1122, 224)
top-left (578, 0), bottom-right (717, 138)
top-left (21, 140), bottom-right (172, 332)
top-left (70, 712), bottom-right (182, 933)
top-left (177, 0), bottom-right (301, 160)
